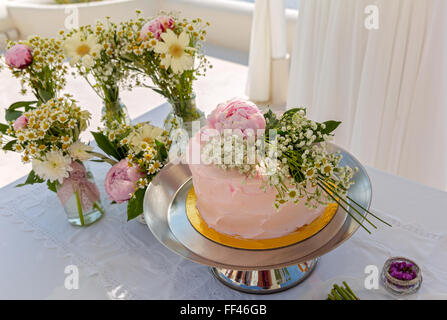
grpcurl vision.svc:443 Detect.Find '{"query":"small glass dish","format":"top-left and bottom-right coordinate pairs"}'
top-left (381, 257), bottom-right (422, 296)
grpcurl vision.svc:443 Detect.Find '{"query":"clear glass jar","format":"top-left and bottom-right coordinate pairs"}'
top-left (101, 99), bottom-right (131, 128)
top-left (56, 161), bottom-right (104, 227)
top-left (166, 94), bottom-right (206, 136)
top-left (381, 257), bottom-right (422, 296)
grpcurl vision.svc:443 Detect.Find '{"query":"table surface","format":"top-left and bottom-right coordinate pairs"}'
top-left (0, 53), bottom-right (447, 299)
top-left (0, 102), bottom-right (447, 300)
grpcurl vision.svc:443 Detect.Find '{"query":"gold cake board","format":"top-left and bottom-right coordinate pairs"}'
top-left (186, 187), bottom-right (338, 250)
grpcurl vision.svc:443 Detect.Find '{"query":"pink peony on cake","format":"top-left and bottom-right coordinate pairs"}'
top-left (187, 99), bottom-right (326, 240)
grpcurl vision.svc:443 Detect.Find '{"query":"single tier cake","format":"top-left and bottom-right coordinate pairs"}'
top-left (189, 160), bottom-right (325, 240)
top-left (188, 135), bottom-right (325, 240)
top-left (187, 98), bottom-right (326, 240)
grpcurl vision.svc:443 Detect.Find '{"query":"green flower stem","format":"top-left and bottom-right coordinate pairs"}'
top-left (87, 151), bottom-right (118, 166)
top-left (317, 182), bottom-right (371, 234)
top-left (93, 202), bottom-right (104, 216)
top-left (102, 99), bottom-right (129, 127)
top-left (331, 289), bottom-right (342, 300)
top-left (343, 282), bottom-right (360, 300)
top-left (74, 189), bottom-right (85, 226)
top-left (345, 194), bottom-right (392, 227)
top-left (334, 284), bottom-right (352, 300)
top-left (317, 178), bottom-right (378, 229)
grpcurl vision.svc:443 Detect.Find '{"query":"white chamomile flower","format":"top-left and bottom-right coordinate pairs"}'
top-left (154, 30), bottom-right (194, 74)
top-left (64, 33), bottom-right (102, 69)
top-left (129, 123), bottom-right (165, 153)
top-left (32, 151), bottom-right (72, 184)
top-left (68, 141), bottom-right (93, 161)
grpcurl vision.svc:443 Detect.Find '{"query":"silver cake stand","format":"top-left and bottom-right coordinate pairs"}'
top-left (143, 145), bottom-right (372, 294)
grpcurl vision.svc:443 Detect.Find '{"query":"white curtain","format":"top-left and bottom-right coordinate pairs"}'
top-left (246, 0), bottom-right (288, 106)
top-left (288, 0), bottom-right (447, 191)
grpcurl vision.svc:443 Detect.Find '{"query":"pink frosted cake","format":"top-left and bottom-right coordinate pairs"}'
top-left (187, 99), bottom-right (326, 240)
top-left (189, 161), bottom-right (325, 240)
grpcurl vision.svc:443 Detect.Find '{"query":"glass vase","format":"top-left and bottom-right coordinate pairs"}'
top-left (101, 99), bottom-right (130, 128)
top-left (166, 94), bottom-right (206, 136)
top-left (56, 161), bottom-right (104, 227)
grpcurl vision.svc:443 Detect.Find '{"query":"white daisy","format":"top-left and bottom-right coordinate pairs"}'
top-left (129, 123), bottom-right (165, 153)
top-left (32, 151), bottom-right (73, 184)
top-left (64, 33), bottom-right (102, 68)
top-left (68, 141), bottom-right (93, 161)
top-left (154, 30), bottom-right (194, 74)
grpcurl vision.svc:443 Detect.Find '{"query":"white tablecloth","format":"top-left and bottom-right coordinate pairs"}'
top-left (0, 104), bottom-right (446, 300)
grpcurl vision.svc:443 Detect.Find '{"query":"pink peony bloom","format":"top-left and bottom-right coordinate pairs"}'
top-left (104, 159), bottom-right (145, 203)
top-left (5, 44), bottom-right (33, 70)
top-left (13, 115), bottom-right (28, 131)
top-left (206, 98), bottom-right (266, 136)
top-left (140, 15), bottom-right (175, 40)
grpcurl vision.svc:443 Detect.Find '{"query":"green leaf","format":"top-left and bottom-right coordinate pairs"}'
top-left (264, 108), bottom-right (280, 131)
top-left (2, 139), bottom-right (16, 151)
top-left (91, 131), bottom-right (122, 161)
top-left (5, 110), bottom-right (22, 122)
top-left (152, 88), bottom-right (168, 98)
top-left (37, 89), bottom-right (53, 103)
top-left (5, 101), bottom-right (38, 122)
top-left (15, 170), bottom-right (44, 188)
top-left (282, 107), bottom-right (306, 118)
top-left (9, 100), bottom-right (37, 110)
top-left (127, 188), bottom-right (146, 221)
top-left (322, 120), bottom-right (342, 135)
top-left (0, 123), bottom-right (9, 134)
top-left (154, 139), bottom-right (168, 161)
top-left (47, 180), bottom-right (58, 193)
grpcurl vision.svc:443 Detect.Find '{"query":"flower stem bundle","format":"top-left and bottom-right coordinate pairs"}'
top-left (327, 282), bottom-right (360, 300)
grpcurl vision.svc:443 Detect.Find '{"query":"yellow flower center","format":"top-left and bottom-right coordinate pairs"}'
top-left (76, 44), bottom-right (91, 56)
top-left (169, 44), bottom-right (183, 58)
top-left (143, 137), bottom-right (153, 144)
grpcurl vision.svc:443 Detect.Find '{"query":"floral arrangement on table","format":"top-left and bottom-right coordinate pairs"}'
top-left (0, 96), bottom-right (104, 226)
top-left (0, 35), bottom-right (70, 182)
top-left (61, 18), bottom-right (137, 127)
top-left (1, 36), bottom-right (68, 104)
top-left (117, 11), bottom-right (212, 128)
top-left (0, 36), bottom-right (105, 226)
top-left (200, 99), bottom-right (391, 233)
top-left (91, 121), bottom-right (171, 220)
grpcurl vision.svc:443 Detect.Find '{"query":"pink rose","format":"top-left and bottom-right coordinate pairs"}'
top-left (140, 15), bottom-right (175, 40)
top-left (104, 159), bottom-right (145, 203)
top-left (5, 44), bottom-right (33, 70)
top-left (13, 115), bottom-right (28, 131)
top-left (206, 98), bottom-right (266, 136)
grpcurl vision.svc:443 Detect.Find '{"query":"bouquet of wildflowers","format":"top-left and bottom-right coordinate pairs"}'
top-left (91, 121), bottom-right (171, 220)
top-left (62, 18), bottom-right (135, 127)
top-left (0, 96), bottom-right (104, 225)
top-left (1, 36), bottom-right (68, 104)
top-left (200, 99), bottom-right (390, 233)
top-left (117, 11), bottom-right (211, 124)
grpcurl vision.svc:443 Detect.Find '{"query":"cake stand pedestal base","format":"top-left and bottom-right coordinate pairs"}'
top-left (210, 258), bottom-right (319, 294)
